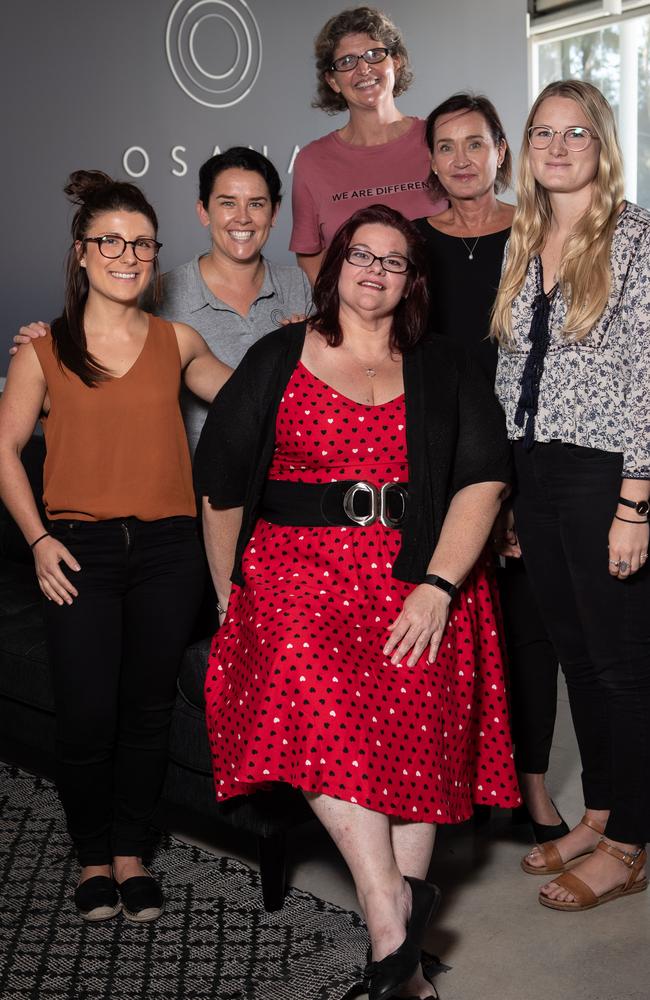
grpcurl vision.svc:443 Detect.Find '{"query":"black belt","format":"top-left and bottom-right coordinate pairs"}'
top-left (260, 479), bottom-right (409, 528)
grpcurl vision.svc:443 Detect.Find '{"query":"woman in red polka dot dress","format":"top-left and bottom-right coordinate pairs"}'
top-left (195, 205), bottom-right (520, 1000)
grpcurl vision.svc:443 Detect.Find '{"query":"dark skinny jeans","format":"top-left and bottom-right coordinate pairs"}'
top-left (43, 516), bottom-right (205, 865)
top-left (498, 556), bottom-right (559, 775)
top-left (513, 440), bottom-right (650, 844)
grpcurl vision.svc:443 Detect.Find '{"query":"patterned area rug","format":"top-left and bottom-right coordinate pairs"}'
top-left (0, 764), bottom-right (368, 1000)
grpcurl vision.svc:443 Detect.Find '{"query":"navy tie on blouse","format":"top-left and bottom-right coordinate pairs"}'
top-left (514, 282), bottom-right (555, 449)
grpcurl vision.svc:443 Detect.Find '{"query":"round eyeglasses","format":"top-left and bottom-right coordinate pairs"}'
top-left (83, 235), bottom-right (163, 262)
top-left (345, 247), bottom-right (410, 274)
top-left (527, 125), bottom-right (599, 152)
top-left (329, 47), bottom-right (391, 73)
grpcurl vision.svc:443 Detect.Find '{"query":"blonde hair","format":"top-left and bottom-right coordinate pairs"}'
top-left (491, 80), bottom-right (624, 344)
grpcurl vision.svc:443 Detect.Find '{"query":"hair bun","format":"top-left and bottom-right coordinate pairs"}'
top-left (64, 170), bottom-right (115, 205)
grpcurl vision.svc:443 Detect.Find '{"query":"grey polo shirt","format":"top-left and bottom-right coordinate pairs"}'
top-left (154, 254), bottom-right (312, 453)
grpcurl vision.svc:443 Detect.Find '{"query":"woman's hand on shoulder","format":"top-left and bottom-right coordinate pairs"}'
top-left (173, 322), bottom-right (232, 403)
top-left (384, 583), bottom-right (452, 667)
top-left (607, 516), bottom-right (649, 579)
top-left (9, 321), bottom-right (49, 356)
top-left (278, 313), bottom-right (307, 326)
top-left (33, 535), bottom-right (81, 605)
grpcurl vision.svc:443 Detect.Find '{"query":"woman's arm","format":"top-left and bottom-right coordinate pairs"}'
top-left (290, 148), bottom-right (324, 286)
top-left (606, 228), bottom-right (650, 579)
top-left (383, 480), bottom-right (507, 667)
top-left (0, 346), bottom-right (81, 604)
top-left (173, 322), bottom-right (232, 402)
top-left (202, 499), bottom-right (243, 620)
top-left (296, 251), bottom-right (324, 287)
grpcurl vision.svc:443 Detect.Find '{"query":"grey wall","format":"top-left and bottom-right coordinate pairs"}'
top-left (1, 0), bottom-right (527, 370)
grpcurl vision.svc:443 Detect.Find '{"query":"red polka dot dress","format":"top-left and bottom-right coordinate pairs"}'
top-left (205, 363), bottom-right (520, 822)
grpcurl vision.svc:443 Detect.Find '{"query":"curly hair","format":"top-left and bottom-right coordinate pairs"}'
top-left (311, 204), bottom-right (429, 351)
top-left (312, 6), bottom-right (413, 115)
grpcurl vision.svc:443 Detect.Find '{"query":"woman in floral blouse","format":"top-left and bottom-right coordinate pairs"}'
top-left (492, 80), bottom-right (649, 912)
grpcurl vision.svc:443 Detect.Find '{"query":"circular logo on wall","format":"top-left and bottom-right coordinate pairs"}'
top-left (165, 0), bottom-right (262, 109)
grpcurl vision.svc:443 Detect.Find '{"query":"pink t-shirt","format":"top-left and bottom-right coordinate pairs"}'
top-left (289, 117), bottom-right (446, 254)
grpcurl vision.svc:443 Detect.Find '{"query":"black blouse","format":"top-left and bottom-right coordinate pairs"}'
top-left (194, 322), bottom-right (511, 587)
top-left (413, 219), bottom-right (510, 386)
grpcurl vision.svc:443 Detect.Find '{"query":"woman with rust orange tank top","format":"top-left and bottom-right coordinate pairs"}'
top-left (0, 171), bottom-right (230, 923)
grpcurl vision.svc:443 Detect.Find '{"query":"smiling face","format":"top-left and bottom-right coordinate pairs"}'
top-left (325, 32), bottom-right (399, 112)
top-left (78, 210), bottom-right (155, 304)
top-left (196, 167), bottom-right (278, 265)
top-left (338, 223), bottom-right (409, 319)
top-left (527, 96), bottom-right (600, 197)
top-left (432, 109), bottom-right (505, 200)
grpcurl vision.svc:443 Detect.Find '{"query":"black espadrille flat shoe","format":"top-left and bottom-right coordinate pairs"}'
top-left (117, 867), bottom-right (164, 923)
top-left (74, 876), bottom-right (121, 922)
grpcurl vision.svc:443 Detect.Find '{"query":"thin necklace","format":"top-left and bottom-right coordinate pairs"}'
top-left (342, 343), bottom-right (396, 378)
top-left (460, 236), bottom-right (480, 261)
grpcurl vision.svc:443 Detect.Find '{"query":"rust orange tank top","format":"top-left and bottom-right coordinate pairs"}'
top-left (32, 315), bottom-right (196, 521)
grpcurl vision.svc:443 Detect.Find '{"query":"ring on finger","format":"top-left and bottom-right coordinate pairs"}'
top-left (619, 560), bottom-right (630, 573)
top-left (609, 559), bottom-right (620, 567)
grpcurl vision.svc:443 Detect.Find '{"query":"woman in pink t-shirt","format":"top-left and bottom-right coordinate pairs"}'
top-left (290, 6), bottom-right (446, 284)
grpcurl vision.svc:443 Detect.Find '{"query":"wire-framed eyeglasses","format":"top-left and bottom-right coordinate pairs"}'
top-left (345, 247), bottom-right (410, 273)
top-left (83, 235), bottom-right (163, 261)
top-left (527, 125), bottom-right (599, 151)
top-left (329, 47), bottom-right (391, 72)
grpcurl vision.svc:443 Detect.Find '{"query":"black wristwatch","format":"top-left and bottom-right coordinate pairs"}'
top-left (423, 574), bottom-right (459, 600)
top-left (618, 496), bottom-right (650, 517)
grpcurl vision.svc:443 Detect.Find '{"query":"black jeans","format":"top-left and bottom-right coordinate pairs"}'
top-left (498, 557), bottom-right (559, 774)
top-left (513, 441), bottom-right (650, 844)
top-left (43, 516), bottom-right (205, 865)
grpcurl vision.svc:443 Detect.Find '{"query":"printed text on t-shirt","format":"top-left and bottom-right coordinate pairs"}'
top-left (331, 180), bottom-right (430, 202)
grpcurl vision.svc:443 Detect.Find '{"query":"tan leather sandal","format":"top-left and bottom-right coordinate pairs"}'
top-left (538, 841), bottom-right (648, 911)
top-left (520, 814), bottom-right (606, 875)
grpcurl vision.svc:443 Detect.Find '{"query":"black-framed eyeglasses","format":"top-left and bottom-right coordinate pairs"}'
top-left (527, 125), bottom-right (599, 151)
top-left (345, 247), bottom-right (410, 274)
top-left (329, 47), bottom-right (391, 73)
top-left (83, 235), bottom-right (163, 261)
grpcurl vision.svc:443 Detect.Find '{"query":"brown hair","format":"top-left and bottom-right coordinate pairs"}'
top-left (311, 204), bottom-right (429, 351)
top-left (312, 6), bottom-right (413, 115)
top-left (52, 170), bottom-right (161, 386)
top-left (425, 92), bottom-right (511, 199)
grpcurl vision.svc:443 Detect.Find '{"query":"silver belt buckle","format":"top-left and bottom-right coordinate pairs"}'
top-left (379, 483), bottom-right (408, 528)
top-left (343, 481), bottom-right (379, 526)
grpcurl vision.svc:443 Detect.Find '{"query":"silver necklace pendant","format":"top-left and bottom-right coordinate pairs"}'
top-left (461, 236), bottom-right (480, 260)
top-left (366, 368), bottom-right (377, 378)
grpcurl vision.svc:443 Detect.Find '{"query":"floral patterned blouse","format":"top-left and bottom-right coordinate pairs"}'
top-left (496, 201), bottom-right (650, 479)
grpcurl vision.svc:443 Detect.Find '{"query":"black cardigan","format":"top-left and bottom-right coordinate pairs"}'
top-left (194, 321), bottom-right (511, 586)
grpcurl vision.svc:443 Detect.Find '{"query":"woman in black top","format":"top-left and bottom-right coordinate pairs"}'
top-left (415, 93), bottom-right (566, 846)
top-left (195, 205), bottom-right (517, 999)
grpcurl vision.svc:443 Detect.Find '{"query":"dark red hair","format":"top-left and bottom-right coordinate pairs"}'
top-left (311, 204), bottom-right (429, 351)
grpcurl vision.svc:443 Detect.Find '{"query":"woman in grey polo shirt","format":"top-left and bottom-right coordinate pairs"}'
top-left (156, 148), bottom-right (312, 452)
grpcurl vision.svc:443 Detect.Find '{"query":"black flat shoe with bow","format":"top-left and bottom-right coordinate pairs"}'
top-left (363, 878), bottom-right (442, 1000)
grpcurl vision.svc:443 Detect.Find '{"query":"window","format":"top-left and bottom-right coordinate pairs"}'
top-left (531, 3), bottom-right (650, 206)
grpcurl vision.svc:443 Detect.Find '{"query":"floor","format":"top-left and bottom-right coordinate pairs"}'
top-left (173, 675), bottom-right (650, 1000)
